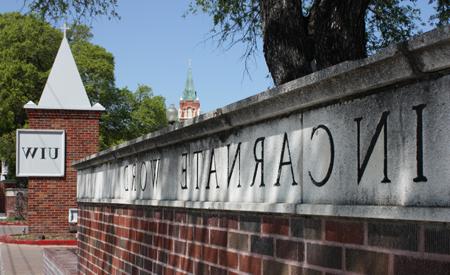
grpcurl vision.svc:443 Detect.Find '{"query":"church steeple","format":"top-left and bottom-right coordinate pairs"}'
top-left (179, 60), bottom-right (200, 121)
top-left (182, 61), bottom-right (197, 100)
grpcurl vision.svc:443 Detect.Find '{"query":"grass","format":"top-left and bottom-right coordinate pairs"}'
top-left (0, 216), bottom-right (26, 223)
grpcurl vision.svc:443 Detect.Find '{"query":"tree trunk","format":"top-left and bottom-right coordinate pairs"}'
top-left (260, 0), bottom-right (370, 86)
top-left (260, 0), bottom-right (312, 86)
top-left (309, 0), bottom-right (369, 71)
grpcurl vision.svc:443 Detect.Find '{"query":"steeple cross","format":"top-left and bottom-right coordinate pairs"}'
top-left (60, 23), bottom-right (70, 37)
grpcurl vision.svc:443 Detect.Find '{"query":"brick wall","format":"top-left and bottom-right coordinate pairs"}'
top-left (78, 203), bottom-right (450, 275)
top-left (27, 109), bottom-right (101, 233)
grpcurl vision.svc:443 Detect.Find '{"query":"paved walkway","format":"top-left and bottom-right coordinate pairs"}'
top-left (0, 244), bottom-right (44, 275)
top-left (0, 225), bottom-right (40, 275)
top-left (0, 226), bottom-right (77, 274)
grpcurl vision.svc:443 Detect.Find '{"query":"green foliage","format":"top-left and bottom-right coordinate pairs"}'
top-left (130, 85), bottom-right (168, 137)
top-left (0, 13), bottom-right (60, 133)
top-left (4, 216), bottom-right (25, 222)
top-left (0, 13), bottom-right (60, 175)
top-left (71, 40), bottom-right (115, 105)
top-left (21, 0), bottom-right (449, 81)
top-left (67, 26), bottom-right (168, 148)
top-left (67, 24), bottom-right (93, 43)
top-left (99, 87), bottom-right (135, 147)
top-left (188, 0), bottom-right (448, 57)
top-left (24, 0), bottom-right (119, 22)
top-left (100, 85), bottom-right (168, 148)
top-left (187, 0), bottom-right (261, 60)
top-left (366, 0), bottom-right (423, 53)
top-left (430, 0), bottom-right (450, 26)
top-left (0, 132), bottom-right (16, 176)
top-left (0, 13), bottom-right (168, 177)
top-left (68, 27), bottom-right (167, 148)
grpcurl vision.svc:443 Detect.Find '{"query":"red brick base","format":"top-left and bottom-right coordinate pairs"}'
top-left (78, 203), bottom-right (450, 275)
top-left (27, 109), bottom-right (101, 233)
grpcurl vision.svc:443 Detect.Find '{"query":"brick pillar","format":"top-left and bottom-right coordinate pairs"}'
top-left (26, 109), bottom-right (101, 233)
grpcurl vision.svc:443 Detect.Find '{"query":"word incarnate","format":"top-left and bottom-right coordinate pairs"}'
top-left (123, 104), bottom-right (427, 193)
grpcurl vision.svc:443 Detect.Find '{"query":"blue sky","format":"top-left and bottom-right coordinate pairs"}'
top-left (1, 1), bottom-right (436, 112)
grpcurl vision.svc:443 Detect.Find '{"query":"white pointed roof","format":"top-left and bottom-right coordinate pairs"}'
top-left (25, 34), bottom-right (104, 111)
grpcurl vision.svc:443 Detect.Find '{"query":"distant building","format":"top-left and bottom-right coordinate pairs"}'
top-left (179, 64), bottom-right (200, 121)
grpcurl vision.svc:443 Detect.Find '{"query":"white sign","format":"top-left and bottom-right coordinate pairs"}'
top-left (68, 208), bottom-right (78, 223)
top-left (16, 129), bottom-right (65, 177)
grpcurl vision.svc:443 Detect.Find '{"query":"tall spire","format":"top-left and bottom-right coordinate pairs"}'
top-left (182, 60), bottom-right (197, 101)
top-left (24, 25), bottom-right (104, 111)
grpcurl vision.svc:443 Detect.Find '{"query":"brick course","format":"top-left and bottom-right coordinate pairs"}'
top-left (27, 109), bottom-right (101, 233)
top-left (77, 204), bottom-right (450, 274)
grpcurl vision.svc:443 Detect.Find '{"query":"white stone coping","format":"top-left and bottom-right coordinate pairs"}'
top-left (77, 198), bottom-right (450, 223)
top-left (74, 27), bottom-right (450, 223)
top-left (24, 101), bottom-right (105, 111)
top-left (73, 26), bottom-right (450, 170)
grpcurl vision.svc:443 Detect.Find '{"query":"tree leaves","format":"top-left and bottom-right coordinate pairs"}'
top-left (131, 87), bottom-right (167, 137)
top-left (0, 13), bottom-right (59, 134)
top-left (21, 0), bottom-right (448, 83)
top-left (430, 0), bottom-right (450, 26)
top-left (24, 0), bottom-right (120, 23)
top-left (366, 0), bottom-right (422, 53)
top-left (188, 0), bottom-right (262, 65)
top-left (99, 85), bottom-right (167, 148)
top-left (187, 0), bottom-right (446, 60)
top-left (0, 13), bottom-right (168, 177)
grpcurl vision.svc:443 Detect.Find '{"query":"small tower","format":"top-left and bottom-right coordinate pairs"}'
top-left (23, 25), bottom-right (104, 233)
top-left (179, 62), bottom-right (200, 121)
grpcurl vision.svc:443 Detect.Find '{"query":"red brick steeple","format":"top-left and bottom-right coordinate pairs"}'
top-left (179, 62), bottom-right (200, 121)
